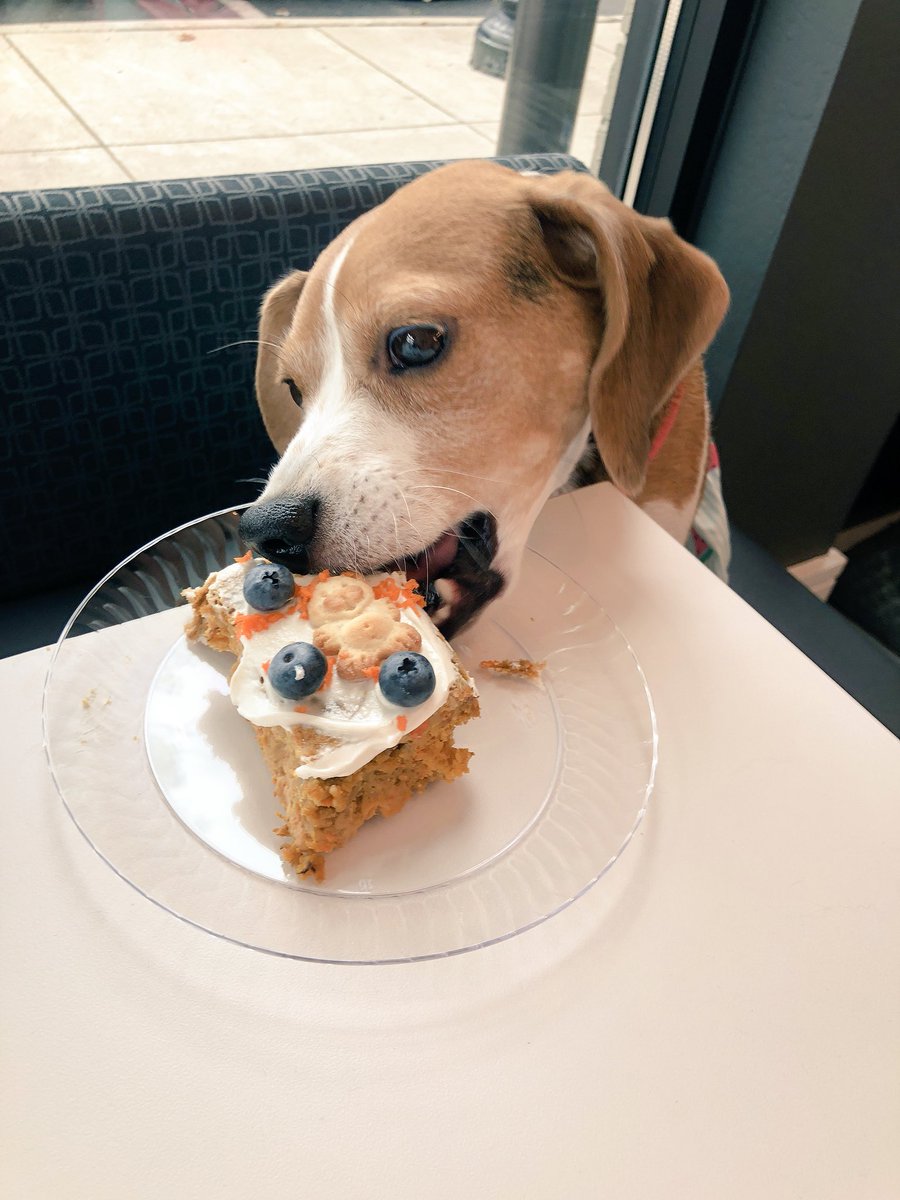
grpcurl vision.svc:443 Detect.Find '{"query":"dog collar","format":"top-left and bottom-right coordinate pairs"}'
top-left (648, 380), bottom-right (686, 463)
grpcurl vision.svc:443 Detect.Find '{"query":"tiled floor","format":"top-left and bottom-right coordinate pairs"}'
top-left (0, 9), bottom-right (624, 189)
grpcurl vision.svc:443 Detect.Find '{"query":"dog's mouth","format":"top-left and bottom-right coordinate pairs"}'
top-left (384, 510), bottom-right (504, 638)
top-left (243, 503), bottom-right (504, 639)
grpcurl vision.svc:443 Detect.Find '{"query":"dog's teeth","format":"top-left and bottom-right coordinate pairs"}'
top-left (434, 578), bottom-right (459, 605)
top-left (431, 578), bottom-right (460, 626)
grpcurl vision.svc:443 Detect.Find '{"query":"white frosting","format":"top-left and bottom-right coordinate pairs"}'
top-left (204, 562), bottom-right (456, 779)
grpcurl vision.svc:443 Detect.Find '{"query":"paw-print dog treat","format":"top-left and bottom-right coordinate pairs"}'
top-left (184, 564), bottom-right (479, 881)
top-left (307, 575), bottom-right (374, 627)
top-left (314, 597), bottom-right (422, 679)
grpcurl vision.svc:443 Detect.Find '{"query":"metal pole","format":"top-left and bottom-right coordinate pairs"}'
top-left (497, 0), bottom-right (603, 156)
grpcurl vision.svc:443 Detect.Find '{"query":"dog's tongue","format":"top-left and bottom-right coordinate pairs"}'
top-left (405, 530), bottom-right (459, 583)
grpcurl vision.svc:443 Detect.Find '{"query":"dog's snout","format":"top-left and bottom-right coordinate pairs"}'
top-left (239, 496), bottom-right (320, 572)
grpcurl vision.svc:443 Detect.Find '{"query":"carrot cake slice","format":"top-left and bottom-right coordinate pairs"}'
top-left (183, 557), bottom-right (479, 880)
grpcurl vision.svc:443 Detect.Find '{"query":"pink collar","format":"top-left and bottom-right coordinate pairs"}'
top-left (648, 380), bottom-right (686, 463)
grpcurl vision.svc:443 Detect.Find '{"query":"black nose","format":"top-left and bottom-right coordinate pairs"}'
top-left (239, 496), bottom-right (320, 573)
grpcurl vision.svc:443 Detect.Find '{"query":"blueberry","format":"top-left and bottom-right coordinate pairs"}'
top-left (378, 651), bottom-right (436, 708)
top-left (242, 562), bottom-right (294, 612)
top-left (269, 642), bottom-right (327, 700)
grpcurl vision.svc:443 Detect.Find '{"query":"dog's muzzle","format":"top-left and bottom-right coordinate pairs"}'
top-left (239, 498), bottom-right (503, 638)
top-left (238, 496), bottom-right (320, 574)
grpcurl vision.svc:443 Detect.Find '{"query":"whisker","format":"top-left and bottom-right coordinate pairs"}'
top-left (320, 276), bottom-right (366, 323)
top-left (390, 512), bottom-right (404, 567)
top-left (408, 483), bottom-right (497, 520)
top-left (206, 338), bottom-right (283, 356)
top-left (394, 482), bottom-right (417, 536)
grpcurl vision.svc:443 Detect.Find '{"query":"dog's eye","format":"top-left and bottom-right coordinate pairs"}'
top-left (387, 325), bottom-right (446, 370)
top-left (283, 378), bottom-right (302, 408)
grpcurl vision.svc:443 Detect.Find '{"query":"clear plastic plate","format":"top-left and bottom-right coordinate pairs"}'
top-left (43, 508), bottom-right (657, 963)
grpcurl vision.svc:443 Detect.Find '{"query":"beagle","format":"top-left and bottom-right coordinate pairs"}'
top-left (240, 161), bottom-right (730, 636)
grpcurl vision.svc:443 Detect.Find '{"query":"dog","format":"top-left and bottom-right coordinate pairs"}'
top-left (239, 160), bottom-right (730, 637)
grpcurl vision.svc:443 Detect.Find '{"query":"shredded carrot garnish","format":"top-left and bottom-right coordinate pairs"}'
top-left (373, 577), bottom-right (403, 604)
top-left (396, 715), bottom-right (407, 732)
top-left (362, 665), bottom-right (381, 681)
top-left (261, 659), bottom-right (270, 673)
top-left (294, 705), bottom-right (308, 714)
top-left (293, 569), bottom-right (330, 619)
top-left (400, 578), bottom-right (426, 609)
top-left (372, 577), bottom-right (426, 610)
top-left (409, 719), bottom-right (429, 740)
top-left (293, 589), bottom-right (310, 619)
top-left (234, 550), bottom-right (253, 564)
top-left (234, 603), bottom-right (298, 639)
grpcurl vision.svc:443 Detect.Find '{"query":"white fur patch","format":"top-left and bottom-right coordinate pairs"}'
top-left (259, 238), bottom-right (443, 570)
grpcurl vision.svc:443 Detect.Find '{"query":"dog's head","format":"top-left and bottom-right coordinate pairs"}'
top-left (241, 161), bottom-right (728, 636)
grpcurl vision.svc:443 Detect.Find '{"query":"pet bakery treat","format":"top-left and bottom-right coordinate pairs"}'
top-left (184, 558), bottom-right (479, 880)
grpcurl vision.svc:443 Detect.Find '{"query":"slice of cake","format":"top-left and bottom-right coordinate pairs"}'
top-left (183, 556), bottom-right (479, 881)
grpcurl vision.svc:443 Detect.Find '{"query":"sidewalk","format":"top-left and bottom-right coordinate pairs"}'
top-left (0, 10), bottom-right (623, 189)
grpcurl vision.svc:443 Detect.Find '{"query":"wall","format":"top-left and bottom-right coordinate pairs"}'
top-left (694, 0), bottom-right (862, 409)
top-left (693, 0), bottom-right (898, 563)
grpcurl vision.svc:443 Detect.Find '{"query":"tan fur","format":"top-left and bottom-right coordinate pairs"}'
top-left (522, 170), bottom-right (729, 498)
top-left (639, 362), bottom-right (710, 507)
top-left (255, 268), bottom-right (308, 452)
top-left (252, 161), bottom-right (728, 580)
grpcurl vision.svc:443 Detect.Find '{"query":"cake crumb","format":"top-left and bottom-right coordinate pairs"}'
top-left (81, 687), bottom-right (97, 709)
top-left (479, 658), bottom-right (546, 681)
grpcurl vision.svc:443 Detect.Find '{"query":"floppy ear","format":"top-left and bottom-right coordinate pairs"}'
top-left (255, 269), bottom-right (307, 454)
top-left (526, 172), bottom-right (729, 496)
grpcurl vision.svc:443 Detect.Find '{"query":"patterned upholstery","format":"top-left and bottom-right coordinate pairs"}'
top-left (0, 155), bottom-right (583, 602)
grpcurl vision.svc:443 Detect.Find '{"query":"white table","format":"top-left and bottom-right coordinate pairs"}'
top-left (3, 483), bottom-right (899, 1200)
